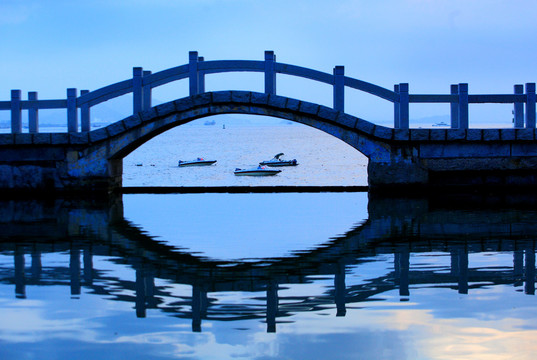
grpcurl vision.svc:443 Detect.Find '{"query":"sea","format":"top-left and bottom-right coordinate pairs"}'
top-left (1, 117), bottom-right (537, 359)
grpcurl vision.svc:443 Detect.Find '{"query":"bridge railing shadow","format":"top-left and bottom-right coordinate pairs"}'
top-left (1, 51), bottom-right (535, 134)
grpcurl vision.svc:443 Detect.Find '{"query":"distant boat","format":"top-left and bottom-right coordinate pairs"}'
top-left (204, 120), bottom-right (216, 126)
top-left (178, 158), bottom-right (217, 167)
top-left (234, 166), bottom-right (281, 176)
top-left (432, 122), bottom-right (449, 127)
top-left (259, 153), bottom-right (298, 167)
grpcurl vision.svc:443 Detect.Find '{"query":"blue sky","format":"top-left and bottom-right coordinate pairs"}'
top-left (1, 0), bottom-right (537, 125)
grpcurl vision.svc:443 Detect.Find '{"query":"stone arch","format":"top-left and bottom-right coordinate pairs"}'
top-left (91, 91), bottom-right (391, 161)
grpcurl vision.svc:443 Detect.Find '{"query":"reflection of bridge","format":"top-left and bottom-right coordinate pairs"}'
top-left (0, 196), bottom-right (535, 332)
top-left (1, 51), bottom-right (537, 191)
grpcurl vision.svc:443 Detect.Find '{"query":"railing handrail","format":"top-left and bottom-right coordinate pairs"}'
top-left (2, 50), bottom-right (536, 134)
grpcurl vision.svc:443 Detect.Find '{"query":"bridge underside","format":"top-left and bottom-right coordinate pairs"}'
top-left (2, 91), bottom-right (537, 194)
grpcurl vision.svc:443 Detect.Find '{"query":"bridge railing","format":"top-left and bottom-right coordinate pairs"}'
top-left (1, 50), bottom-right (536, 134)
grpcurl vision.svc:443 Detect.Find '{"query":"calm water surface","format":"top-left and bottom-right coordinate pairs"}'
top-left (1, 121), bottom-right (537, 359)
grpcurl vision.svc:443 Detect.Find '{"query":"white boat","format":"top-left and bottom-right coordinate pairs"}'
top-left (259, 153), bottom-right (298, 167)
top-left (178, 158), bottom-right (217, 167)
top-left (234, 166), bottom-right (281, 176)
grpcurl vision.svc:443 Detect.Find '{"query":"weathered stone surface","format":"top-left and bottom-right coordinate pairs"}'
top-left (500, 129), bottom-right (516, 141)
top-left (355, 118), bottom-right (375, 135)
top-left (174, 97), bottom-right (194, 112)
top-left (69, 133), bottom-right (89, 145)
top-left (516, 129), bottom-right (534, 140)
top-left (250, 92), bottom-right (269, 105)
top-left (466, 129), bottom-right (482, 141)
top-left (393, 129), bottom-right (410, 141)
top-left (335, 113), bottom-right (356, 128)
top-left (512, 143), bottom-right (537, 156)
top-left (317, 106), bottom-right (338, 121)
top-left (446, 129), bottom-right (466, 141)
top-left (140, 108), bottom-right (158, 122)
top-left (212, 91), bottom-right (232, 103)
top-left (124, 115), bottom-right (142, 129)
top-left (89, 128), bottom-right (108, 143)
top-left (410, 129), bottom-right (429, 141)
top-left (51, 133), bottom-right (69, 145)
top-left (191, 92), bottom-right (212, 107)
top-left (106, 121), bottom-right (126, 137)
top-left (374, 126), bottom-right (393, 140)
top-left (267, 94), bottom-right (287, 109)
top-left (430, 129), bottom-right (446, 141)
top-left (33, 133), bottom-right (51, 145)
top-left (483, 129), bottom-right (500, 141)
top-left (285, 99), bottom-right (300, 112)
top-left (231, 91), bottom-right (250, 103)
top-left (14, 134), bottom-right (32, 145)
top-left (155, 101), bottom-right (176, 117)
top-left (0, 134), bottom-right (14, 145)
top-left (299, 101), bottom-right (319, 115)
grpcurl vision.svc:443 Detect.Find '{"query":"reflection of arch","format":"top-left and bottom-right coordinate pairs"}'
top-left (0, 195), bottom-right (536, 332)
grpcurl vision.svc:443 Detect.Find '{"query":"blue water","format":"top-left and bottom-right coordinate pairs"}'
top-left (1, 120), bottom-right (537, 359)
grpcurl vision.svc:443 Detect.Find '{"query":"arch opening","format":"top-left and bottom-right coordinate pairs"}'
top-left (122, 114), bottom-right (368, 187)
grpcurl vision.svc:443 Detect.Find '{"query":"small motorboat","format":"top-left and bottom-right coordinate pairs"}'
top-left (178, 158), bottom-right (217, 167)
top-left (259, 153), bottom-right (298, 167)
top-left (234, 165), bottom-right (282, 176)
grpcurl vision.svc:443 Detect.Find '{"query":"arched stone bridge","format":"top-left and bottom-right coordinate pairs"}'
top-left (2, 89), bottom-right (537, 192)
top-left (1, 50), bottom-right (537, 193)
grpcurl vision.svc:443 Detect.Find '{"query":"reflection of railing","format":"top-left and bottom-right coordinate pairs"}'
top-left (1, 222), bottom-right (536, 332)
top-left (1, 51), bottom-right (536, 133)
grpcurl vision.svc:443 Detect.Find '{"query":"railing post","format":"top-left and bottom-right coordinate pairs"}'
top-left (450, 84), bottom-right (459, 129)
top-left (142, 70), bottom-right (152, 111)
top-left (398, 83), bottom-right (409, 129)
top-left (133, 67), bottom-right (143, 114)
top-left (28, 91), bottom-right (39, 133)
top-left (525, 83), bottom-right (536, 128)
top-left (333, 66), bottom-right (345, 112)
top-left (458, 83), bottom-right (469, 129)
top-left (198, 57), bottom-right (205, 94)
top-left (10, 90), bottom-right (22, 134)
top-left (189, 51), bottom-right (199, 96)
top-left (80, 90), bottom-right (90, 132)
top-left (513, 84), bottom-right (524, 128)
top-left (264, 50), bottom-right (276, 95)
top-left (67, 88), bottom-right (78, 133)
top-left (394, 84), bottom-right (400, 128)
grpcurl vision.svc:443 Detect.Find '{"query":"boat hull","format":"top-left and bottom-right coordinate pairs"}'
top-left (178, 160), bottom-right (217, 167)
top-left (234, 169), bottom-right (281, 176)
top-left (259, 161), bottom-right (298, 167)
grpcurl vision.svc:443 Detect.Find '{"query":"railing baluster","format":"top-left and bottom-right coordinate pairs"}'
top-left (264, 51), bottom-right (276, 95)
top-left (394, 84), bottom-right (400, 128)
top-left (450, 85), bottom-right (459, 129)
top-left (525, 83), bottom-right (536, 128)
top-left (189, 51), bottom-right (199, 96)
top-left (513, 84), bottom-right (524, 128)
top-left (11, 90), bottom-right (22, 134)
top-left (81, 90), bottom-right (90, 132)
top-left (133, 67), bottom-right (144, 114)
top-left (28, 91), bottom-right (39, 133)
top-left (333, 66), bottom-right (344, 112)
top-left (458, 83), bottom-right (469, 129)
top-left (142, 70), bottom-right (152, 111)
top-left (399, 83), bottom-right (409, 129)
top-left (198, 57), bottom-right (205, 94)
top-left (67, 88), bottom-right (78, 133)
